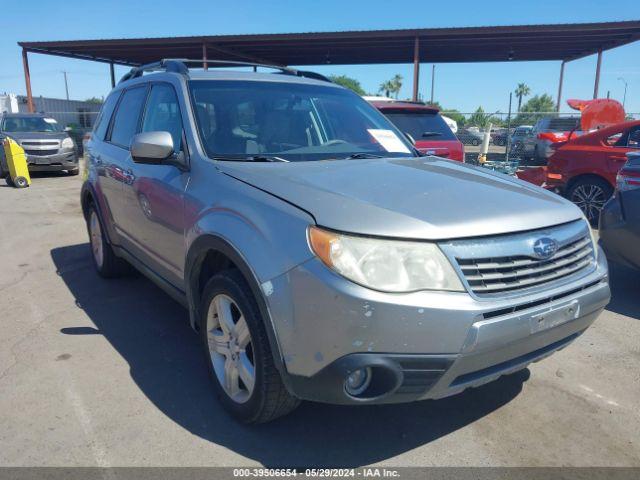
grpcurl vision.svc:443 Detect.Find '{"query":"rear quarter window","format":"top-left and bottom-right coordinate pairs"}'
top-left (92, 91), bottom-right (121, 141)
top-left (383, 112), bottom-right (455, 141)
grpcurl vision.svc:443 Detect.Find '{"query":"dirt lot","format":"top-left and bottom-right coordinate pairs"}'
top-left (0, 173), bottom-right (639, 467)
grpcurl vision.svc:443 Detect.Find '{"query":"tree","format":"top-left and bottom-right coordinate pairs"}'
top-left (84, 96), bottom-right (103, 104)
top-left (514, 94), bottom-right (556, 125)
top-left (379, 74), bottom-right (403, 99)
top-left (515, 83), bottom-right (531, 112)
top-left (467, 107), bottom-right (490, 128)
top-left (329, 75), bottom-right (366, 96)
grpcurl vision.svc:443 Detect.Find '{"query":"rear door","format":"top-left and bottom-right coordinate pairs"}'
top-left (118, 82), bottom-right (189, 287)
top-left (86, 90), bottom-right (122, 238)
top-left (102, 84), bottom-right (149, 246)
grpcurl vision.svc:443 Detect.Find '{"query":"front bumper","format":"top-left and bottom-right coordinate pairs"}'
top-left (26, 151), bottom-right (78, 172)
top-left (267, 250), bottom-right (610, 404)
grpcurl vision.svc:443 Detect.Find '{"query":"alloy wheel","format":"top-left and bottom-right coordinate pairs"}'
top-left (571, 184), bottom-right (607, 222)
top-left (206, 294), bottom-right (255, 404)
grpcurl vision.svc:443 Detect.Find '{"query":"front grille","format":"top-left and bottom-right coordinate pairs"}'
top-left (21, 141), bottom-right (59, 147)
top-left (24, 149), bottom-right (58, 156)
top-left (458, 236), bottom-right (593, 294)
top-left (440, 220), bottom-right (596, 297)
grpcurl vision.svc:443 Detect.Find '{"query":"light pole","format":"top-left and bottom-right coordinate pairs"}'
top-left (61, 71), bottom-right (69, 100)
top-left (618, 77), bottom-right (628, 109)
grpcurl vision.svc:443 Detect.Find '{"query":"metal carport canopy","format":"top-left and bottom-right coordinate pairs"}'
top-left (17, 20), bottom-right (640, 107)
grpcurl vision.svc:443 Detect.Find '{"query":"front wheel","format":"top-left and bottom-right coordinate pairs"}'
top-left (471, 139), bottom-right (480, 146)
top-left (200, 270), bottom-right (299, 423)
top-left (567, 177), bottom-right (613, 225)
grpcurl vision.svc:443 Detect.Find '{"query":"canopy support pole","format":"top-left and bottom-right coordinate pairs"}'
top-left (110, 62), bottom-right (115, 88)
top-left (593, 50), bottom-right (602, 99)
top-left (412, 37), bottom-right (420, 102)
top-left (22, 48), bottom-right (34, 113)
top-left (202, 43), bottom-right (208, 70)
top-left (556, 60), bottom-right (565, 111)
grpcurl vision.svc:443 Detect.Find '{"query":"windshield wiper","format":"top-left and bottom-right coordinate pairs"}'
top-left (343, 153), bottom-right (385, 159)
top-left (212, 155), bottom-right (288, 163)
top-left (421, 131), bottom-right (443, 138)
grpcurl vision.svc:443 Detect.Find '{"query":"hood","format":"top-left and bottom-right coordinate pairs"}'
top-left (3, 131), bottom-right (68, 142)
top-left (220, 157), bottom-right (583, 240)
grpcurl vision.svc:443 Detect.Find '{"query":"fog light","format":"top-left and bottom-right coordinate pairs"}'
top-left (344, 367), bottom-right (372, 396)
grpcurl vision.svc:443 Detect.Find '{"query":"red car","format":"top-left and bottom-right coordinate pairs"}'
top-left (370, 100), bottom-right (465, 162)
top-left (545, 120), bottom-right (640, 223)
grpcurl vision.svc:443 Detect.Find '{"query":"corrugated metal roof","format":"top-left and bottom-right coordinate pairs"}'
top-left (19, 21), bottom-right (640, 67)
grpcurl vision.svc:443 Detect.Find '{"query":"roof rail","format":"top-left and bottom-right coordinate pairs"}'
top-left (118, 58), bottom-right (332, 84)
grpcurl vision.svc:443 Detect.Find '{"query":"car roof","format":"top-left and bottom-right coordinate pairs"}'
top-left (370, 100), bottom-right (440, 114)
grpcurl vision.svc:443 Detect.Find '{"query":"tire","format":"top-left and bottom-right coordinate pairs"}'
top-left (14, 176), bottom-right (29, 188)
top-left (86, 204), bottom-right (131, 278)
top-left (567, 177), bottom-right (613, 225)
top-left (200, 270), bottom-right (299, 423)
top-left (67, 168), bottom-right (80, 176)
top-left (471, 139), bottom-right (480, 146)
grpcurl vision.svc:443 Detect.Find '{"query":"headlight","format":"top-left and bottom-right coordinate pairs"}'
top-left (61, 137), bottom-right (74, 149)
top-left (308, 226), bottom-right (464, 293)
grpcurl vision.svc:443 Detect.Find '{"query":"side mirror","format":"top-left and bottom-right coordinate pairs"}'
top-left (131, 131), bottom-right (174, 165)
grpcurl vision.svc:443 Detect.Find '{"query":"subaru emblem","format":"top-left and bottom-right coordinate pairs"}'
top-left (533, 237), bottom-right (558, 259)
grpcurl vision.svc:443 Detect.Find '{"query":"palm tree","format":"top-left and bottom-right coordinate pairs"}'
top-left (515, 83), bottom-right (531, 112)
top-left (379, 74), bottom-right (403, 99)
top-left (378, 80), bottom-right (394, 98)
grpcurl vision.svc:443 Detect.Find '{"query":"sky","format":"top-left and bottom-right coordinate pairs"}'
top-left (0, 0), bottom-right (638, 115)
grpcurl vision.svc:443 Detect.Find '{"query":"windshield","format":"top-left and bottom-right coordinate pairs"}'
top-left (189, 80), bottom-right (416, 161)
top-left (1, 116), bottom-right (61, 133)
top-left (383, 112), bottom-right (456, 141)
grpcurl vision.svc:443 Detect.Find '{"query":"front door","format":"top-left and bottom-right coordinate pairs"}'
top-left (118, 83), bottom-right (189, 288)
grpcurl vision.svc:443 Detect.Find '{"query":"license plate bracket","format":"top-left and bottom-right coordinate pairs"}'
top-left (530, 299), bottom-right (580, 333)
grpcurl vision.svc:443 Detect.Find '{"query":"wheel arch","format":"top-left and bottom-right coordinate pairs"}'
top-left (185, 234), bottom-right (288, 378)
top-left (566, 172), bottom-right (614, 192)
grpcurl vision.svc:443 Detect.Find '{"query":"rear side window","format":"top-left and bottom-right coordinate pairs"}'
top-left (383, 112), bottom-right (455, 141)
top-left (109, 86), bottom-right (147, 148)
top-left (92, 91), bottom-right (121, 141)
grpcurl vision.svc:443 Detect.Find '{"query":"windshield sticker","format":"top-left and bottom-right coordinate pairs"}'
top-left (367, 129), bottom-right (411, 153)
top-left (43, 118), bottom-right (58, 124)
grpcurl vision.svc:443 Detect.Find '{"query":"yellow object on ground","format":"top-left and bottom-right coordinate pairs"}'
top-left (2, 138), bottom-right (31, 188)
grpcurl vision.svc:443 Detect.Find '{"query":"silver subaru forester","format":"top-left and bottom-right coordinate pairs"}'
top-left (81, 60), bottom-right (610, 423)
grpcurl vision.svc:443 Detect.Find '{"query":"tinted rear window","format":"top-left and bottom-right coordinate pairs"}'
top-left (547, 117), bottom-right (580, 131)
top-left (383, 112), bottom-right (455, 141)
